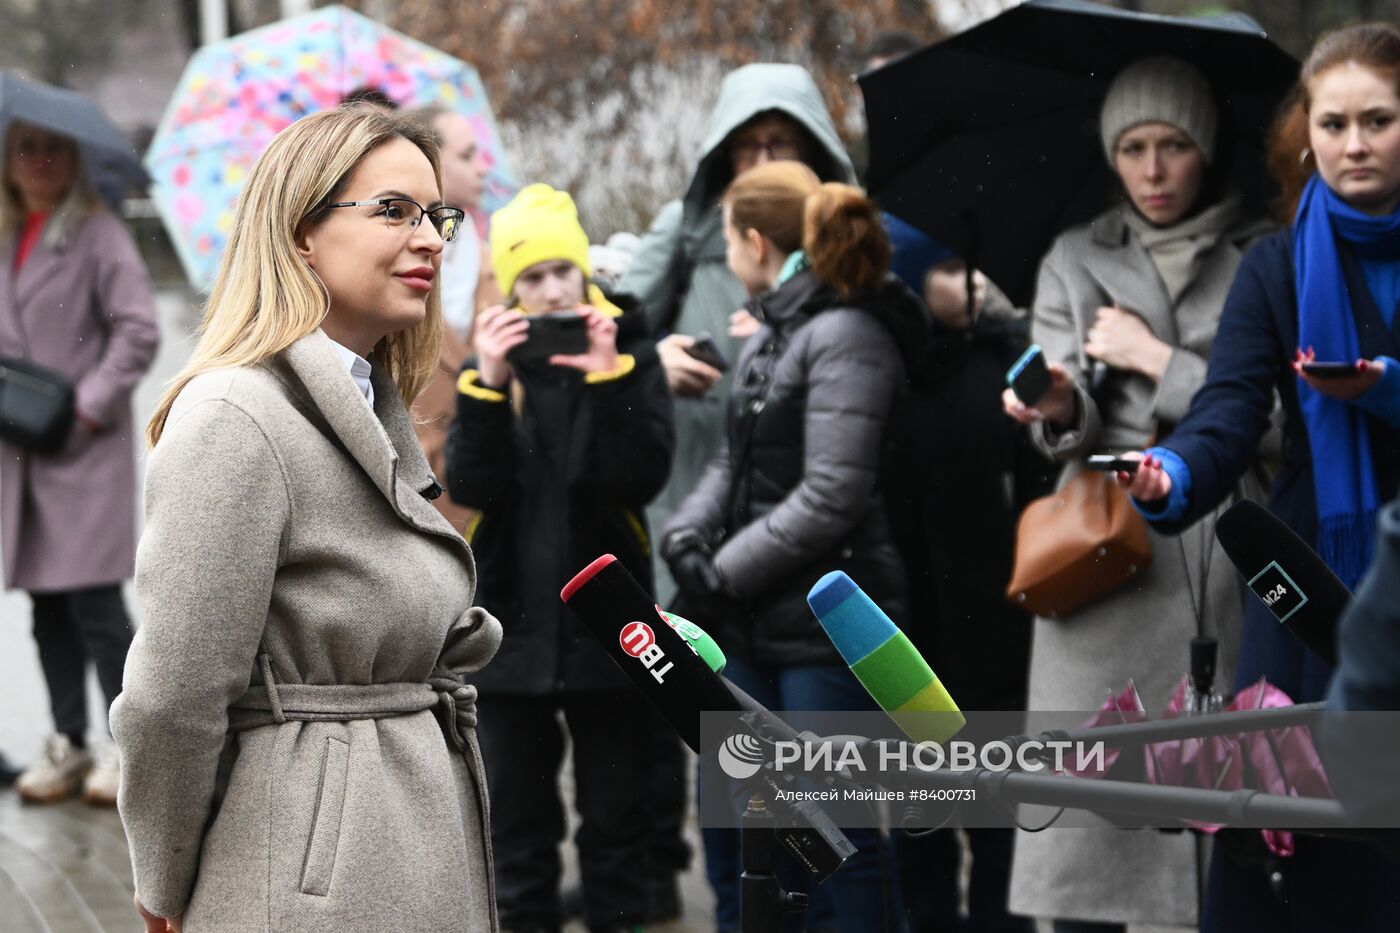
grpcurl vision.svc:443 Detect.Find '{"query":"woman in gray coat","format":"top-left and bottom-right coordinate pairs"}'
top-left (112, 107), bottom-right (501, 933)
top-left (1, 121), bottom-right (160, 805)
top-left (1001, 59), bottom-right (1274, 931)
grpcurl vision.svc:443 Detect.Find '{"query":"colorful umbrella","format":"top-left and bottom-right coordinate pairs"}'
top-left (146, 4), bottom-right (517, 289)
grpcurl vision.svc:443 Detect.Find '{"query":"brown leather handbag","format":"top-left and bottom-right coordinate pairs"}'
top-left (1006, 469), bottom-right (1153, 618)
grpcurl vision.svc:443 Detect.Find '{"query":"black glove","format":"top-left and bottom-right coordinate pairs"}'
top-left (669, 545), bottom-right (728, 602)
top-left (664, 530), bottom-right (741, 625)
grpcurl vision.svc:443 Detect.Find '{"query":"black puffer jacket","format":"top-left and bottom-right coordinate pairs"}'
top-left (445, 298), bottom-right (674, 694)
top-left (663, 269), bottom-right (924, 665)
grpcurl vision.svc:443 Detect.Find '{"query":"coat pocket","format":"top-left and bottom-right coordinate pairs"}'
top-left (299, 736), bottom-right (350, 896)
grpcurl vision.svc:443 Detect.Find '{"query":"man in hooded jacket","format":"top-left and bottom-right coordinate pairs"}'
top-left (622, 62), bottom-right (858, 606)
top-left (619, 65), bottom-right (858, 923)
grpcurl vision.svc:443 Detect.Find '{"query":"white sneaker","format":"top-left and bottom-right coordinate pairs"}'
top-left (82, 739), bottom-right (120, 806)
top-left (16, 735), bottom-right (92, 804)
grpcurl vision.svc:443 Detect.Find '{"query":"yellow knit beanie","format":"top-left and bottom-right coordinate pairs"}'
top-left (490, 184), bottom-right (592, 299)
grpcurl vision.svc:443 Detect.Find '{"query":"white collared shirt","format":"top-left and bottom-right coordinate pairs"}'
top-left (328, 338), bottom-right (375, 409)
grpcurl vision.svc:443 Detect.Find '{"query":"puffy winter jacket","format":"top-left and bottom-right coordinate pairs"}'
top-left (663, 269), bottom-right (922, 665)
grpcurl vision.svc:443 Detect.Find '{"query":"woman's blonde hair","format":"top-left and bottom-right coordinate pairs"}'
top-left (1, 123), bottom-right (98, 236)
top-left (723, 162), bottom-right (890, 298)
top-left (147, 105), bottom-right (444, 446)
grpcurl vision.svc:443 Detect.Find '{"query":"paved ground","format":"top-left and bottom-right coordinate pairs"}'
top-left (0, 288), bottom-right (1189, 932)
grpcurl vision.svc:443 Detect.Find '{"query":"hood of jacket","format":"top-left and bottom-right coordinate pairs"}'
top-left (682, 64), bottom-right (855, 227)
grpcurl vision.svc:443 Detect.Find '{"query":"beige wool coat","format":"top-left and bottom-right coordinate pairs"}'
top-left (110, 329), bottom-right (502, 932)
top-left (1009, 206), bottom-right (1274, 926)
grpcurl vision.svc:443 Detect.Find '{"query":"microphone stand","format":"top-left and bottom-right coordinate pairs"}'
top-left (859, 737), bottom-right (1373, 833)
top-left (741, 793), bottom-right (809, 933)
top-left (1005, 701), bottom-right (1328, 760)
top-left (729, 710), bottom-right (858, 933)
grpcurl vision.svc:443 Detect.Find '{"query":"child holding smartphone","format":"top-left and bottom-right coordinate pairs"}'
top-left (445, 184), bottom-right (675, 933)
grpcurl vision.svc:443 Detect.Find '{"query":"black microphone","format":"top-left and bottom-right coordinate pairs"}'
top-left (1215, 500), bottom-right (1345, 666)
top-left (560, 554), bottom-right (856, 881)
top-left (560, 554), bottom-right (744, 754)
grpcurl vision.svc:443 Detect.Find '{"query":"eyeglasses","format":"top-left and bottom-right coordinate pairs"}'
top-left (326, 198), bottom-right (466, 242)
top-left (729, 136), bottom-right (802, 160)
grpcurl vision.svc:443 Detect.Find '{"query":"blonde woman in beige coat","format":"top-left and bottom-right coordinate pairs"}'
top-left (111, 106), bottom-right (502, 933)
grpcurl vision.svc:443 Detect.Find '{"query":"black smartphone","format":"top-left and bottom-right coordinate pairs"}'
top-left (1300, 361), bottom-right (1360, 379)
top-left (1007, 344), bottom-right (1051, 405)
top-left (507, 311), bottom-right (590, 364)
top-left (684, 332), bottom-right (730, 373)
top-left (1086, 454), bottom-right (1140, 475)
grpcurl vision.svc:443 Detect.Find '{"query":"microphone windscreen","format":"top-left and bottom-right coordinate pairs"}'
top-left (659, 610), bottom-right (726, 673)
top-left (1215, 500), bottom-right (1344, 666)
top-left (808, 571), bottom-right (965, 743)
top-left (561, 555), bottom-right (742, 753)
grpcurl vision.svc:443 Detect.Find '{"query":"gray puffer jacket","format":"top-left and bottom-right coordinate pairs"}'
top-left (622, 63), bottom-right (857, 606)
top-left (662, 269), bottom-right (922, 665)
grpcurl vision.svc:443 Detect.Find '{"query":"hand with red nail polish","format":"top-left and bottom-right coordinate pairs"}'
top-left (1295, 352), bottom-right (1384, 401)
top-left (1115, 450), bottom-right (1173, 502)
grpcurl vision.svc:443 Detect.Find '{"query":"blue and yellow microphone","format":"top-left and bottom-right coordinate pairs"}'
top-left (807, 571), bottom-right (965, 744)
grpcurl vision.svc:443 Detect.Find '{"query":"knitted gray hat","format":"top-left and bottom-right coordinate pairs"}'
top-left (1100, 57), bottom-right (1218, 163)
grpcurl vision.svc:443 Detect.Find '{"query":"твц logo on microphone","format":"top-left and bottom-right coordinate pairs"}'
top-left (718, 732), bottom-right (765, 779)
top-left (620, 620), bottom-right (674, 684)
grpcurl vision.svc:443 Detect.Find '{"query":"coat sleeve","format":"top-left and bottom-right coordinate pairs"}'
top-left (581, 352), bottom-right (675, 507)
top-left (75, 216), bottom-right (161, 426)
top-left (618, 200), bottom-right (686, 336)
top-left (1026, 238), bottom-right (1104, 462)
top-left (444, 366), bottom-right (518, 511)
top-left (1152, 242), bottom-right (1284, 533)
top-left (713, 312), bottom-right (901, 598)
top-left (661, 440), bottom-right (735, 553)
top-left (109, 397), bottom-right (291, 918)
top-left (1152, 346), bottom-right (1209, 424)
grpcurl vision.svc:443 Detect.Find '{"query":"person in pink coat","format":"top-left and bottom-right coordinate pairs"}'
top-left (0, 120), bottom-right (160, 805)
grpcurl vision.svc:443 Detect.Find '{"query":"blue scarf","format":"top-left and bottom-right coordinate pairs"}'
top-left (1294, 175), bottom-right (1400, 586)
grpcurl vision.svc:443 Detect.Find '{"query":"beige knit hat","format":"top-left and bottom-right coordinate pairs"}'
top-left (1100, 56), bottom-right (1218, 164)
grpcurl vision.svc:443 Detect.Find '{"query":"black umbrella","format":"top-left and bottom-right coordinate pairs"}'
top-left (860, 0), bottom-right (1298, 307)
top-left (0, 71), bottom-right (148, 204)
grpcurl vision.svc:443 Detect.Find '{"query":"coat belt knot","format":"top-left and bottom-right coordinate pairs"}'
top-left (429, 674), bottom-right (478, 749)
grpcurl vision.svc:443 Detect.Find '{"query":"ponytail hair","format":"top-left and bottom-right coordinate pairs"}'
top-left (803, 183), bottom-right (890, 298)
top-left (723, 163), bottom-right (890, 298)
top-left (1266, 22), bottom-right (1400, 220)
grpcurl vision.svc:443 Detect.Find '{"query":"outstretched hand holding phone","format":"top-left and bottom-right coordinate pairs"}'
top-left (1002, 347), bottom-right (1077, 429)
top-left (1293, 346), bottom-right (1384, 401)
top-left (1112, 450), bottom-right (1173, 503)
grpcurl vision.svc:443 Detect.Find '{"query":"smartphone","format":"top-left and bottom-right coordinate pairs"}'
top-left (507, 311), bottom-right (590, 364)
top-left (1086, 454), bottom-right (1140, 475)
top-left (684, 332), bottom-right (730, 373)
top-left (1300, 361), bottom-right (1360, 379)
top-left (1007, 344), bottom-right (1051, 405)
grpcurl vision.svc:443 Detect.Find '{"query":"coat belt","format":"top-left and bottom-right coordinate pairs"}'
top-left (229, 653), bottom-right (479, 756)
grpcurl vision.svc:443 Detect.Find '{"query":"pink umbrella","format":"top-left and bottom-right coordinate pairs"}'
top-left (1069, 678), bottom-right (1334, 856)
